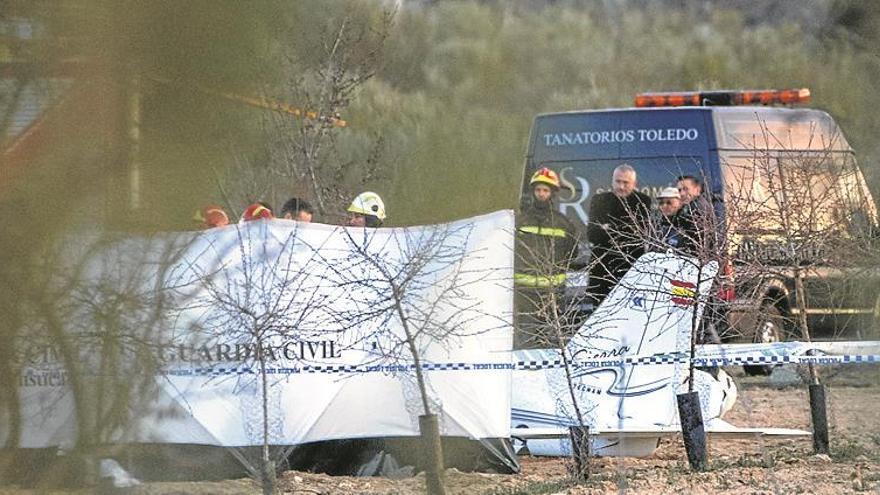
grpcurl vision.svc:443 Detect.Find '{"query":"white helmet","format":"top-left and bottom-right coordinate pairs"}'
top-left (347, 191), bottom-right (386, 220)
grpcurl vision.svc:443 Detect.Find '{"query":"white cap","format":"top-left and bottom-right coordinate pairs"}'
top-left (657, 187), bottom-right (681, 199)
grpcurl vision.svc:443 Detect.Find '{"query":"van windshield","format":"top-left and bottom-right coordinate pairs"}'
top-left (532, 157), bottom-right (707, 228)
top-left (722, 150), bottom-right (878, 241)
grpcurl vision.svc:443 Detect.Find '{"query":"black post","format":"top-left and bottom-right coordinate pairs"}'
top-left (568, 425), bottom-right (590, 481)
top-left (419, 414), bottom-right (446, 495)
top-left (809, 383), bottom-right (829, 454)
top-left (677, 391), bottom-right (708, 471)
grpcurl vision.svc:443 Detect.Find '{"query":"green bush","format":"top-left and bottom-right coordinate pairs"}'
top-left (344, 2), bottom-right (880, 224)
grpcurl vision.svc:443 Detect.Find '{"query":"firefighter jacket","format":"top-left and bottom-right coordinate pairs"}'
top-left (514, 199), bottom-right (579, 288)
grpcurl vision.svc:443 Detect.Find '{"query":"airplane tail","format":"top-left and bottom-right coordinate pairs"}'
top-left (511, 253), bottom-right (880, 457)
top-left (512, 251), bottom-right (718, 440)
top-left (563, 251), bottom-right (718, 428)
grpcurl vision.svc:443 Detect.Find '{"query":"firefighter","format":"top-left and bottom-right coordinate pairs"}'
top-left (241, 202), bottom-right (275, 222)
top-left (515, 167), bottom-right (580, 348)
top-left (346, 192), bottom-right (386, 228)
top-left (193, 204), bottom-right (230, 229)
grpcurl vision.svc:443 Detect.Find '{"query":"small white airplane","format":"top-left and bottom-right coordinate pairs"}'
top-left (510, 252), bottom-right (880, 457)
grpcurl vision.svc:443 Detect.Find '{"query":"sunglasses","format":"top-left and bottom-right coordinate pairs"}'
top-left (658, 199), bottom-right (677, 205)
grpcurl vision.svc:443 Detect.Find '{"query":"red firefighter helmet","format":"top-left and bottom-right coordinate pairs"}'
top-left (241, 202), bottom-right (275, 222)
top-left (193, 204), bottom-right (230, 228)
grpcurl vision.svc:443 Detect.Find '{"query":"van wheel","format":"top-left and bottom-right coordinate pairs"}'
top-left (743, 305), bottom-right (784, 376)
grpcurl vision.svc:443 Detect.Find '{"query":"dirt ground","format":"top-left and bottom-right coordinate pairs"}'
top-left (3, 365), bottom-right (879, 494)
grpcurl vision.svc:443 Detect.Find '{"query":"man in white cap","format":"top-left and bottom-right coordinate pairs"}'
top-left (654, 186), bottom-right (683, 249)
top-left (658, 187), bottom-right (682, 219)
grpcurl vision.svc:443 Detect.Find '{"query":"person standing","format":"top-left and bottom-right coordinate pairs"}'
top-left (193, 204), bottom-right (230, 229)
top-left (280, 197), bottom-right (315, 223)
top-left (346, 192), bottom-right (386, 228)
top-left (676, 175), bottom-right (717, 257)
top-left (514, 167), bottom-right (580, 348)
top-left (676, 175), bottom-right (723, 346)
top-left (653, 186), bottom-right (684, 250)
top-left (586, 164), bottom-right (651, 306)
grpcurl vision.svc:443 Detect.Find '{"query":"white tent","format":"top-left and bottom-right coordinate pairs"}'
top-left (2, 210), bottom-right (518, 477)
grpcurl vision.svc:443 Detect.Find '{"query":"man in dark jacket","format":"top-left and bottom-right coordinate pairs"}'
top-left (586, 164), bottom-right (651, 306)
top-left (515, 167), bottom-right (580, 348)
top-left (676, 175), bottom-right (718, 259)
top-left (650, 186), bottom-right (684, 251)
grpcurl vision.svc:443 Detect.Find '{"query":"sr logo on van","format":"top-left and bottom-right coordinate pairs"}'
top-left (557, 167), bottom-right (590, 226)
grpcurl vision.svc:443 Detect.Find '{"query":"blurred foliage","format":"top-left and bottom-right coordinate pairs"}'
top-left (4, 0), bottom-right (878, 228)
top-left (365, 1), bottom-right (880, 225)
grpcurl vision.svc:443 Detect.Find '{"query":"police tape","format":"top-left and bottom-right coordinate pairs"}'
top-left (521, 353), bottom-right (880, 371)
top-left (161, 353), bottom-right (880, 377)
top-left (166, 361), bottom-right (515, 377)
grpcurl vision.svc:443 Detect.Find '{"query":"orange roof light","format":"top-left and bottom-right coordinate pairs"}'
top-left (635, 88), bottom-right (811, 107)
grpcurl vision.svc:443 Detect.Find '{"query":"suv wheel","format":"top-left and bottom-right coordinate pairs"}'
top-left (743, 304), bottom-right (784, 376)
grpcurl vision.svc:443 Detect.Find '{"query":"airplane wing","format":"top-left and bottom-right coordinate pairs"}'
top-left (702, 418), bottom-right (811, 438)
top-left (510, 419), bottom-right (809, 441)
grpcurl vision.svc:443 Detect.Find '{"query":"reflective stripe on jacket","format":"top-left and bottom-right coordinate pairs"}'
top-left (518, 226), bottom-right (568, 238)
top-left (513, 272), bottom-right (568, 288)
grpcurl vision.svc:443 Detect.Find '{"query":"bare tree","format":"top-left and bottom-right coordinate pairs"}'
top-left (512, 227), bottom-right (594, 480)
top-left (216, 7), bottom-right (396, 220)
top-left (577, 188), bottom-right (721, 472)
top-left (4, 232), bottom-right (189, 486)
top-left (721, 121), bottom-right (879, 453)
top-left (724, 123), bottom-right (879, 345)
top-left (0, 22), bottom-right (69, 456)
top-left (314, 219), bottom-right (509, 495)
top-left (165, 222), bottom-right (334, 495)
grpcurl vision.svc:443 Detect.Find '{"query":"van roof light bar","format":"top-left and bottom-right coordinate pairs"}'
top-left (634, 88), bottom-right (811, 108)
